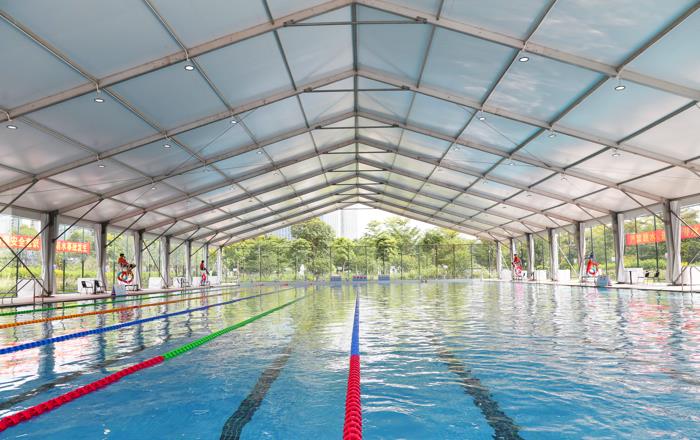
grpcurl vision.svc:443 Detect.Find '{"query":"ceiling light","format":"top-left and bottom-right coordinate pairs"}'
top-left (6, 124), bottom-right (17, 130)
top-left (230, 119), bottom-right (237, 124)
top-left (548, 131), bottom-right (556, 138)
top-left (611, 149), bottom-right (621, 157)
top-left (94, 97), bottom-right (104, 103)
top-left (163, 143), bottom-right (171, 149)
top-left (614, 84), bottom-right (626, 91)
top-left (518, 56), bottom-right (529, 62)
top-left (257, 149), bottom-right (263, 154)
top-left (507, 161), bottom-right (515, 166)
top-left (478, 116), bottom-right (485, 121)
top-left (98, 162), bottom-right (105, 168)
top-left (151, 185), bottom-right (157, 190)
top-left (184, 64), bottom-right (195, 71)
top-left (560, 175), bottom-right (568, 181)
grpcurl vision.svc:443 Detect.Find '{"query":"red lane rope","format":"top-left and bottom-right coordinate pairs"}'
top-left (343, 294), bottom-right (362, 440)
top-left (0, 356), bottom-right (164, 432)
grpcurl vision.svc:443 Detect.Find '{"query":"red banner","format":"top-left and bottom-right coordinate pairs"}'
top-left (1, 235), bottom-right (90, 254)
top-left (625, 224), bottom-right (700, 246)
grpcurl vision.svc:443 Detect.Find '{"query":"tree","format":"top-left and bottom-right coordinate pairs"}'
top-left (291, 219), bottom-right (334, 250)
top-left (374, 233), bottom-right (397, 274)
top-left (288, 238), bottom-right (312, 278)
top-left (332, 237), bottom-right (354, 274)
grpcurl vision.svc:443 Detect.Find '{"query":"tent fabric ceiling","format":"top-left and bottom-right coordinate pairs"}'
top-left (1, 0), bottom-right (699, 245)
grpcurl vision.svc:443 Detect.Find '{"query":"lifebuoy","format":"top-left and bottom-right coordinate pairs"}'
top-left (117, 263), bottom-right (135, 284)
top-left (586, 260), bottom-right (598, 276)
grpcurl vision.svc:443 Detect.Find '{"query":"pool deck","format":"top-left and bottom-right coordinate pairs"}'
top-left (0, 283), bottom-right (242, 309)
top-left (486, 278), bottom-right (700, 294)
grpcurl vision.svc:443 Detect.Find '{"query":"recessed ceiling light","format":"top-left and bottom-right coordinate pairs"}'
top-left (6, 124), bottom-right (17, 130)
top-left (614, 84), bottom-right (626, 91)
top-left (184, 64), bottom-right (195, 71)
top-left (518, 56), bottom-right (529, 62)
top-left (163, 143), bottom-right (171, 149)
top-left (94, 97), bottom-right (104, 103)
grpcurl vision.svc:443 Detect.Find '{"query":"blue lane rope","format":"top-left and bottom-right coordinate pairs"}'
top-left (350, 294), bottom-right (360, 357)
top-left (0, 288), bottom-right (292, 356)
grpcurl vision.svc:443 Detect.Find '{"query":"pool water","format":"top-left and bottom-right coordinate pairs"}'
top-left (1, 282), bottom-right (699, 439)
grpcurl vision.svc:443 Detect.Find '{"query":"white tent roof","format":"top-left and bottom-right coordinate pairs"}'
top-left (1, 0), bottom-right (699, 244)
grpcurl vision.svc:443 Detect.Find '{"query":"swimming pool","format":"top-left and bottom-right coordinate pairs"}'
top-left (1, 282), bottom-right (699, 438)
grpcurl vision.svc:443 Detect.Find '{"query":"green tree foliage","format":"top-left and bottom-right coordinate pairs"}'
top-left (331, 237), bottom-right (354, 272)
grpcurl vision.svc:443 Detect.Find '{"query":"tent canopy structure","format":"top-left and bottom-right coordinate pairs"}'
top-left (1, 0), bottom-right (699, 247)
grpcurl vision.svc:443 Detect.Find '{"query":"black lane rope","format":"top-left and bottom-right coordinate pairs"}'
top-left (435, 342), bottom-right (522, 440)
top-left (219, 345), bottom-right (293, 440)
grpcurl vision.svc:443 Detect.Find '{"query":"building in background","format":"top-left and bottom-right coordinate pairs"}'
top-left (268, 226), bottom-right (292, 240)
top-left (321, 209), bottom-right (361, 239)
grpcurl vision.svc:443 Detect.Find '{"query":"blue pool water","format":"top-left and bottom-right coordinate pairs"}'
top-left (1, 282), bottom-right (699, 439)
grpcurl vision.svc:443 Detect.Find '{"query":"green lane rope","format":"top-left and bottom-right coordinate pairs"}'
top-left (163, 295), bottom-right (305, 359)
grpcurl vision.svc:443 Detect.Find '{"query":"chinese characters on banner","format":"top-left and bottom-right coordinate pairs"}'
top-left (0, 235), bottom-right (90, 254)
top-left (625, 224), bottom-right (700, 246)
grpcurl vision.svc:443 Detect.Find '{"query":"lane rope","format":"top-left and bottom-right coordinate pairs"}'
top-left (0, 288), bottom-right (238, 329)
top-left (0, 285), bottom-right (240, 317)
top-left (0, 288), bottom-right (293, 356)
top-left (0, 295), bottom-right (305, 433)
top-left (343, 293), bottom-right (362, 440)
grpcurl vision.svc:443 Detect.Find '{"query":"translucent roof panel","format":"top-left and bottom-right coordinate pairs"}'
top-left (149, 0), bottom-right (269, 47)
top-left (357, 7), bottom-right (432, 82)
top-left (398, 131), bottom-right (451, 160)
top-left (558, 78), bottom-right (690, 140)
top-left (0, 120), bottom-right (89, 174)
top-left (0, 20), bottom-right (86, 109)
top-left (421, 28), bottom-right (515, 101)
top-left (110, 61), bottom-right (227, 129)
top-left (626, 105), bottom-right (700, 161)
top-left (358, 90), bottom-right (414, 121)
top-left (406, 93), bottom-right (473, 137)
top-left (278, 8), bottom-right (353, 85)
top-left (441, 0), bottom-right (552, 39)
top-left (3, 1), bottom-right (699, 240)
top-left (196, 33), bottom-right (292, 106)
top-left (240, 97), bottom-right (307, 140)
top-left (487, 53), bottom-right (604, 121)
top-left (460, 115), bottom-right (539, 154)
top-left (27, 95), bottom-right (158, 152)
top-left (530, 0), bottom-right (696, 65)
top-left (3, 0), bottom-right (180, 77)
top-left (627, 11), bottom-right (700, 90)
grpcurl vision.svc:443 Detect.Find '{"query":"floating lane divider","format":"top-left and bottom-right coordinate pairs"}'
top-left (0, 285), bottom-right (241, 317)
top-left (0, 288), bottom-right (293, 356)
top-left (0, 288), bottom-right (239, 329)
top-left (343, 293), bottom-right (362, 440)
top-left (0, 295), bottom-right (305, 433)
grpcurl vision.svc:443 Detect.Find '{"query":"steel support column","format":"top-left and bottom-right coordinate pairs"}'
top-left (216, 246), bottom-right (223, 278)
top-left (509, 238), bottom-right (516, 266)
top-left (663, 201), bottom-right (682, 285)
top-left (611, 213), bottom-right (626, 283)
top-left (495, 241), bottom-right (503, 277)
top-left (96, 222), bottom-right (108, 291)
top-left (133, 230), bottom-right (143, 289)
top-left (41, 211), bottom-right (58, 296)
top-left (526, 233), bottom-right (535, 275)
top-left (160, 236), bottom-right (171, 288)
top-left (185, 240), bottom-right (192, 284)
top-left (548, 228), bottom-right (559, 282)
top-left (574, 221), bottom-right (585, 280)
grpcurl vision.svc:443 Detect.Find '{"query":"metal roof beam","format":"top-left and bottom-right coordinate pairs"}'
top-left (357, 69), bottom-right (700, 175)
top-left (356, 156), bottom-right (576, 224)
top-left (141, 158), bottom-right (356, 231)
top-left (0, 0), bottom-right (353, 123)
top-left (356, 0), bottom-right (700, 101)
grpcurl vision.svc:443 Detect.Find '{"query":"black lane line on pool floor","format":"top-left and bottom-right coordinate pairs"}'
top-left (219, 345), bottom-right (293, 440)
top-left (435, 343), bottom-right (523, 440)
